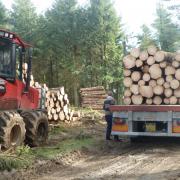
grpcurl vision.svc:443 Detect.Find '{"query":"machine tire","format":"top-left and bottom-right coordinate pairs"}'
top-left (21, 111), bottom-right (49, 147)
top-left (0, 111), bottom-right (26, 149)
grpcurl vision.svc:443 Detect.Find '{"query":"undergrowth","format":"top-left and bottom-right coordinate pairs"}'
top-left (0, 145), bottom-right (33, 171)
top-left (33, 135), bottom-right (94, 159)
top-left (0, 130), bottom-right (95, 171)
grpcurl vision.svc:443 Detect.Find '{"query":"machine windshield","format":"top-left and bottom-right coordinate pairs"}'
top-left (0, 39), bottom-right (13, 78)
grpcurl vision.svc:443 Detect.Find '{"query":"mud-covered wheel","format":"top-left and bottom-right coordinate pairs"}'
top-left (0, 111), bottom-right (26, 149)
top-left (21, 111), bottom-right (49, 147)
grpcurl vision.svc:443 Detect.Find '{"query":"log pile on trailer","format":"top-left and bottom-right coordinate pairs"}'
top-left (123, 46), bottom-right (180, 105)
top-left (80, 86), bottom-right (107, 110)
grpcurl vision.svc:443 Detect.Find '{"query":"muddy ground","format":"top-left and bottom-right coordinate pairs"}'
top-left (1, 116), bottom-right (180, 180)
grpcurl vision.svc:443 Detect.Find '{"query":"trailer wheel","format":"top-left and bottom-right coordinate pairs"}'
top-left (21, 111), bottom-right (49, 147)
top-left (0, 111), bottom-right (26, 149)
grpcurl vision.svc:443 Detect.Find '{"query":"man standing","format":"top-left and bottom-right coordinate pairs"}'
top-left (103, 91), bottom-right (118, 140)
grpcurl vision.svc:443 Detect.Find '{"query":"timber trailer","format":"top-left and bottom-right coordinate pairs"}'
top-left (110, 105), bottom-right (180, 140)
top-left (0, 29), bottom-right (48, 149)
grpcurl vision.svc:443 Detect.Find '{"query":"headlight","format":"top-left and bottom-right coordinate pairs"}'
top-left (4, 32), bottom-right (9, 38)
top-left (9, 34), bottom-right (13, 38)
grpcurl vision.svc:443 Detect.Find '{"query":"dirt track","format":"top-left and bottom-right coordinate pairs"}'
top-left (35, 118), bottom-right (180, 180)
top-left (1, 118), bottom-right (180, 180)
top-left (36, 139), bottom-right (180, 180)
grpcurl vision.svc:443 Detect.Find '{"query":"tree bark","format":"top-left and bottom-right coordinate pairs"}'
top-left (139, 86), bottom-right (153, 98)
top-left (131, 95), bottom-right (143, 105)
top-left (147, 45), bottom-right (157, 55)
top-left (123, 55), bottom-right (136, 69)
top-left (130, 48), bottom-right (140, 58)
top-left (139, 50), bottom-right (148, 61)
top-left (153, 96), bottom-right (162, 105)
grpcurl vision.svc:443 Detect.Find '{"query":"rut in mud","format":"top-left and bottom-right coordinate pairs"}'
top-left (1, 117), bottom-right (180, 180)
top-left (34, 117), bottom-right (180, 180)
top-left (37, 138), bottom-right (180, 180)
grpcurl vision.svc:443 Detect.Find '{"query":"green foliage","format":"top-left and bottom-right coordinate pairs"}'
top-left (164, 0), bottom-right (180, 50)
top-left (32, 137), bottom-right (94, 159)
top-left (16, 145), bottom-right (31, 156)
top-left (0, 0), bottom-right (178, 105)
top-left (0, 156), bottom-right (26, 171)
top-left (0, 145), bottom-right (33, 171)
top-left (32, 0), bottom-right (124, 104)
top-left (137, 25), bottom-right (157, 50)
top-left (11, 0), bottom-right (38, 43)
top-left (153, 3), bottom-right (179, 51)
top-left (137, 1), bottom-right (179, 53)
top-left (75, 130), bottom-right (92, 140)
top-left (0, 1), bottom-right (7, 27)
top-left (0, 135), bottom-right (94, 170)
top-left (49, 126), bottom-right (68, 136)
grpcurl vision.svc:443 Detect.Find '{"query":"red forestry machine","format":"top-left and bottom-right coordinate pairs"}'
top-left (0, 29), bottom-right (49, 149)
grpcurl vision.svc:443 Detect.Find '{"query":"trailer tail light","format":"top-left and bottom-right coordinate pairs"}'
top-left (112, 117), bottom-right (128, 132)
top-left (172, 119), bottom-right (180, 133)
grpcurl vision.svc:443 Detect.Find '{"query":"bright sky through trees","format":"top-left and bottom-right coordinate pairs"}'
top-left (2, 0), bottom-right (159, 33)
top-left (2, 0), bottom-right (179, 34)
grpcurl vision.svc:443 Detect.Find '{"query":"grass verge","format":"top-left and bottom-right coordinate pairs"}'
top-left (0, 130), bottom-right (95, 171)
top-left (33, 137), bottom-right (94, 159)
top-left (0, 146), bottom-right (34, 171)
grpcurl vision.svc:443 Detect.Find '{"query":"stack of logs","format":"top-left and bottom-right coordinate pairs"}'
top-left (22, 65), bottom-right (79, 123)
top-left (123, 46), bottom-right (180, 105)
top-left (45, 87), bottom-right (79, 123)
top-left (80, 86), bottom-right (107, 110)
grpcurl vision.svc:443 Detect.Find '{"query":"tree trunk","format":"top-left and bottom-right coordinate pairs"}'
top-left (123, 55), bottom-right (136, 69)
top-left (72, 45), bottom-right (81, 106)
top-left (124, 97), bottom-right (131, 105)
top-left (170, 79), bottom-right (179, 89)
top-left (130, 84), bottom-right (139, 95)
top-left (149, 64), bottom-right (162, 79)
top-left (175, 53), bottom-right (180, 62)
top-left (139, 50), bottom-right (148, 61)
top-left (175, 69), bottom-right (180, 80)
top-left (131, 95), bottom-right (143, 105)
top-left (153, 96), bottom-right (162, 105)
top-left (165, 66), bottom-right (176, 76)
top-left (138, 80), bottom-right (145, 86)
top-left (147, 56), bottom-right (155, 65)
top-left (139, 86), bottom-right (153, 98)
top-left (164, 88), bottom-right (173, 97)
top-left (131, 71), bottom-right (141, 82)
top-left (123, 77), bottom-right (132, 87)
top-left (153, 85), bottom-right (164, 95)
top-left (124, 89), bottom-right (131, 97)
top-left (130, 48), bottom-right (140, 58)
top-left (135, 59), bottom-right (143, 67)
top-left (147, 45), bottom-right (157, 55)
top-left (169, 96), bottom-right (177, 104)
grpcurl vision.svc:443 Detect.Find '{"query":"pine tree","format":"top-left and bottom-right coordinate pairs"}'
top-left (0, 1), bottom-right (7, 27)
top-left (153, 3), bottom-right (179, 51)
top-left (137, 24), bottom-right (157, 50)
top-left (85, 0), bottom-right (124, 90)
top-left (11, 0), bottom-right (38, 43)
top-left (43, 0), bottom-right (86, 105)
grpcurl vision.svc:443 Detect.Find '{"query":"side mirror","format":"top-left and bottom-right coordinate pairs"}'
top-left (24, 48), bottom-right (33, 92)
